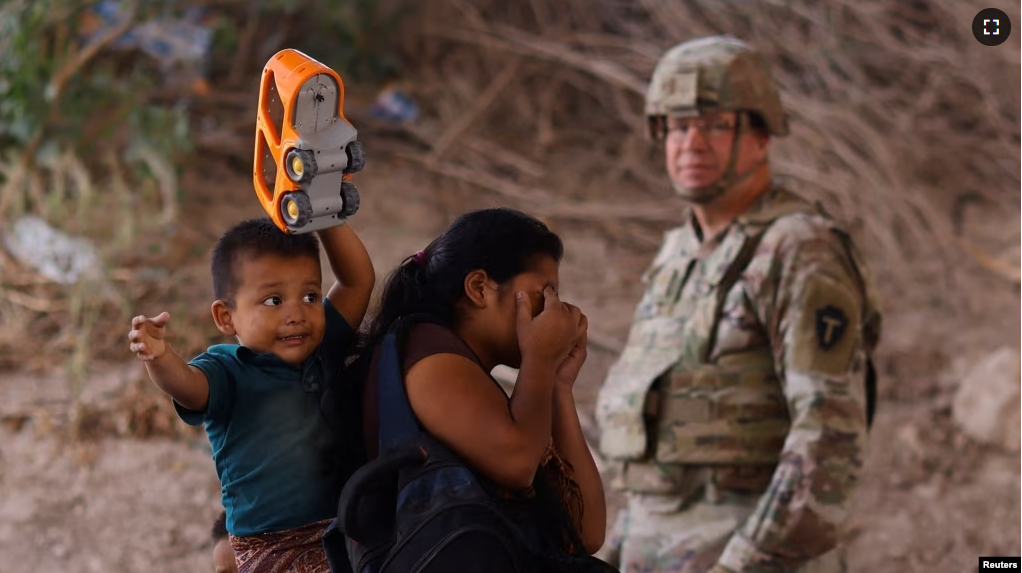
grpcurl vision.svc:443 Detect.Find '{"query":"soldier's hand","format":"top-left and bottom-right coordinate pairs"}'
top-left (516, 286), bottom-right (584, 367)
top-left (128, 312), bottom-right (171, 361)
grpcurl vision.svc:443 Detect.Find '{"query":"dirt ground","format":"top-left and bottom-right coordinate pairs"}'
top-left (0, 154), bottom-right (1018, 573)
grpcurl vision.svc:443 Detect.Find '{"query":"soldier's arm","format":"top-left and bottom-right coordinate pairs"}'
top-left (717, 226), bottom-right (870, 572)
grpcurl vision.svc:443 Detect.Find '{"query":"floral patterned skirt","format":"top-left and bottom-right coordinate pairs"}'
top-left (229, 519), bottom-right (333, 573)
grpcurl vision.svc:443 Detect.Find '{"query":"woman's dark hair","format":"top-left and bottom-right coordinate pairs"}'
top-left (363, 207), bottom-right (563, 353)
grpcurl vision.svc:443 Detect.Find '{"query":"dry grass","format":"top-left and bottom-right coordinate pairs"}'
top-left (0, 145), bottom-right (177, 355)
top-left (379, 0), bottom-right (1020, 340)
top-left (0, 0), bottom-right (200, 384)
top-left (0, 139), bottom-right (196, 440)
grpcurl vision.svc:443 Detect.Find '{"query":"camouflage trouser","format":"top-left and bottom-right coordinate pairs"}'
top-left (595, 491), bottom-right (847, 573)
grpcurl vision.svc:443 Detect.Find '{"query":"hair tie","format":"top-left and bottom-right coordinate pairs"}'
top-left (412, 249), bottom-right (428, 267)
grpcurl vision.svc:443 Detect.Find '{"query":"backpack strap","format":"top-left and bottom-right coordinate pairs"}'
top-left (334, 313), bottom-right (446, 549)
top-left (376, 316), bottom-right (419, 454)
top-left (701, 226), bottom-right (771, 363)
top-left (377, 313), bottom-right (445, 454)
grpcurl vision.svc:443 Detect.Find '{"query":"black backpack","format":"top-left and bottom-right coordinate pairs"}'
top-left (321, 314), bottom-right (620, 573)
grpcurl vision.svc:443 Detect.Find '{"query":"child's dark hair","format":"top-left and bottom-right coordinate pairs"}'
top-left (210, 218), bottom-right (321, 305)
top-left (362, 207), bottom-right (563, 352)
top-left (211, 510), bottom-right (228, 542)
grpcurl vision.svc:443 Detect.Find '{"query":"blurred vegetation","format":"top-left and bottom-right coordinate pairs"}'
top-left (0, 0), bottom-right (189, 222)
top-left (0, 0), bottom-right (410, 427)
top-left (0, 0), bottom-right (405, 222)
top-left (235, 0), bottom-right (407, 82)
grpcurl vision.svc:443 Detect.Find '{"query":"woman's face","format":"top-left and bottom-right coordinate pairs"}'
top-left (487, 255), bottom-right (561, 368)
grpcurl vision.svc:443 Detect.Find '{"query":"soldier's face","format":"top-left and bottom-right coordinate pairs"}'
top-left (664, 112), bottom-right (769, 194)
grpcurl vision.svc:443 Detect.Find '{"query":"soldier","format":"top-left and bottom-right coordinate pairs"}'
top-left (594, 35), bottom-right (882, 573)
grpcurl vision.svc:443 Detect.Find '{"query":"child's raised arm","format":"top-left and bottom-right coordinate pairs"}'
top-left (319, 224), bottom-right (375, 329)
top-left (128, 312), bottom-right (209, 411)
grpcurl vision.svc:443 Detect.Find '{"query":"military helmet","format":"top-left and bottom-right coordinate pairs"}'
top-left (645, 35), bottom-right (788, 138)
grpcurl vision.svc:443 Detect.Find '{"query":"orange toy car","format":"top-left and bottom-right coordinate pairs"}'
top-left (254, 49), bottom-right (365, 234)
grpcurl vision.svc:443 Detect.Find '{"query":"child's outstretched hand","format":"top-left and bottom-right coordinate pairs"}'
top-left (128, 312), bottom-right (171, 361)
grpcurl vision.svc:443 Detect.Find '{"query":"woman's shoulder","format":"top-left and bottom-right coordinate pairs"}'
top-left (403, 322), bottom-right (480, 372)
top-left (407, 321), bottom-right (456, 340)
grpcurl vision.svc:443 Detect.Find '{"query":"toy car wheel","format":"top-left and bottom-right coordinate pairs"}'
top-left (340, 181), bottom-right (361, 217)
top-left (285, 149), bottom-right (317, 183)
top-left (343, 141), bottom-right (366, 174)
top-left (281, 191), bottom-right (313, 228)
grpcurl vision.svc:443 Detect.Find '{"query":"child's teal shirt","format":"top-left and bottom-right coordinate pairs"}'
top-left (176, 299), bottom-right (355, 537)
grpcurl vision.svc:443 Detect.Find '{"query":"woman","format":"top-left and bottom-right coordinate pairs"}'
top-left (358, 207), bottom-right (607, 558)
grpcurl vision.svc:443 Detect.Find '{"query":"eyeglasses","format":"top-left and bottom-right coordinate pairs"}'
top-left (665, 116), bottom-right (737, 138)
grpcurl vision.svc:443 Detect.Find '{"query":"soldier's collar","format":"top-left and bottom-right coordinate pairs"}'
top-left (679, 184), bottom-right (781, 239)
top-left (679, 181), bottom-right (815, 250)
top-left (735, 182), bottom-right (817, 226)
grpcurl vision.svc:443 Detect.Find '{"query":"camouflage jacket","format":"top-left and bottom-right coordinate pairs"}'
top-left (598, 184), bottom-right (881, 572)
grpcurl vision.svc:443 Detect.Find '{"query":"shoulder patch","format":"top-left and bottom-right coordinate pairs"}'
top-left (790, 277), bottom-right (861, 376)
top-left (815, 305), bottom-right (849, 350)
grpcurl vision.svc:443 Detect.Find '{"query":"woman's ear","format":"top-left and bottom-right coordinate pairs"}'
top-left (463, 270), bottom-right (492, 308)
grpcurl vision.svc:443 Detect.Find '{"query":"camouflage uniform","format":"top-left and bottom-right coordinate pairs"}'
top-left (594, 36), bottom-right (882, 573)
